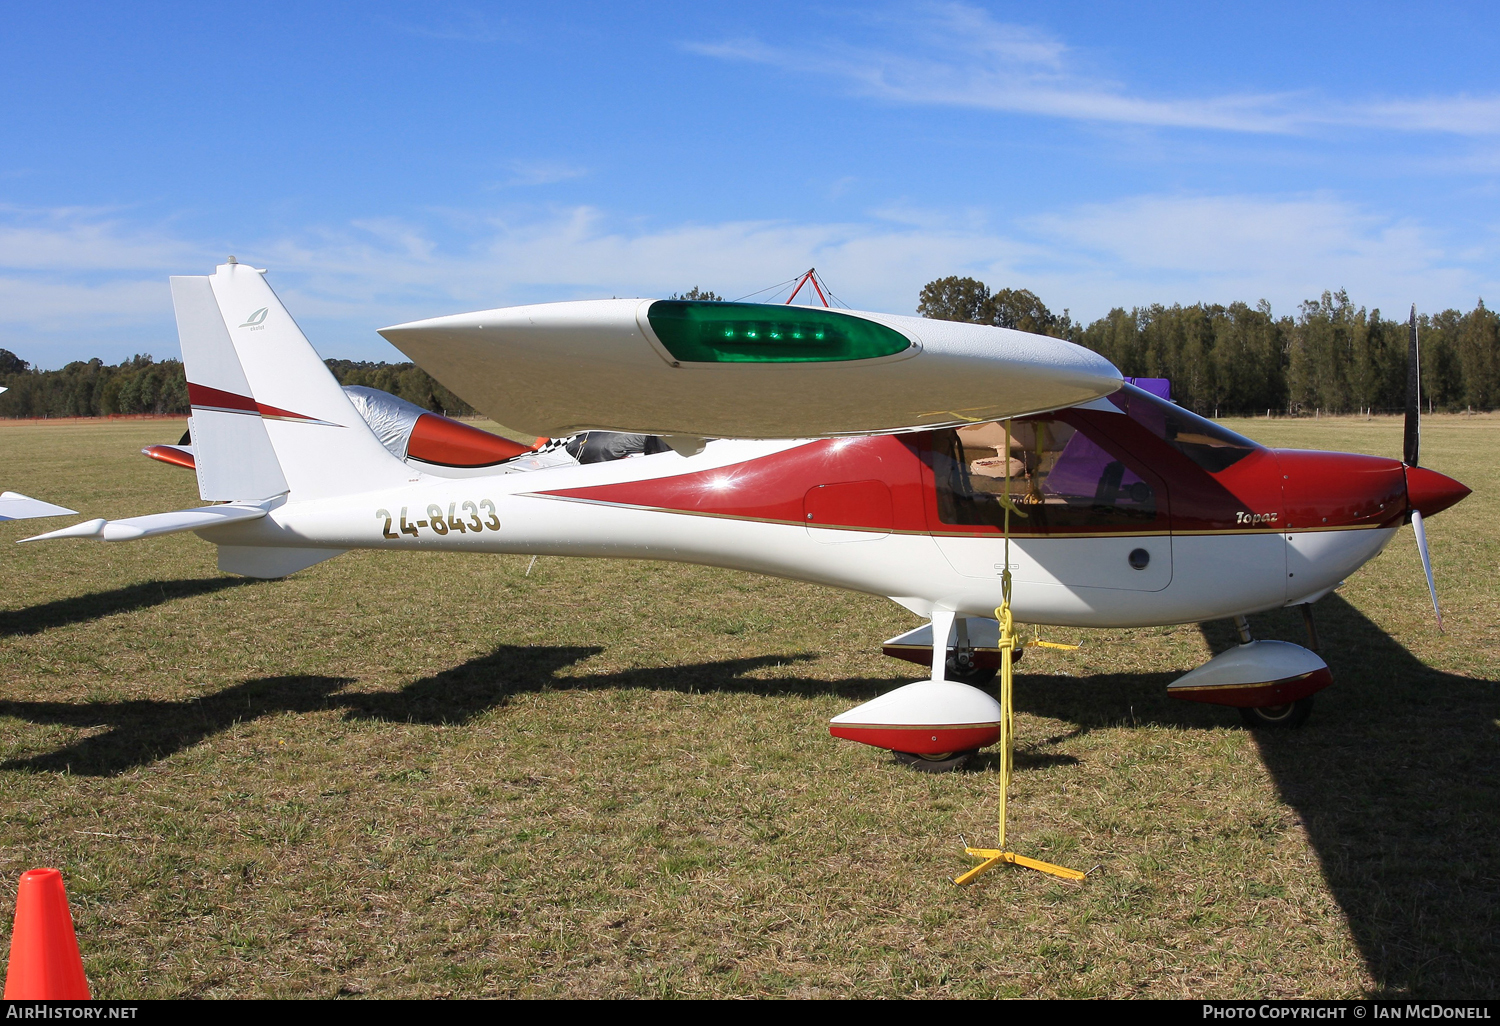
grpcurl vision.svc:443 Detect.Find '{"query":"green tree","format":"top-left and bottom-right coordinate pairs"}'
top-left (0, 349), bottom-right (28, 377)
top-left (1419, 310), bottom-right (1465, 411)
top-left (1208, 301), bottom-right (1287, 415)
top-left (988, 287), bottom-right (1058, 336)
top-left (1454, 300), bottom-right (1500, 409)
top-left (918, 275), bottom-right (1500, 414)
top-left (917, 276), bottom-right (990, 323)
top-left (917, 277), bottom-right (1072, 339)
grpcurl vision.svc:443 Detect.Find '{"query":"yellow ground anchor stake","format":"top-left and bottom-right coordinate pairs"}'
top-left (954, 420), bottom-right (1086, 887)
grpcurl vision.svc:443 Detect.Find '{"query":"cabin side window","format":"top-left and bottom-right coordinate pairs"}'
top-left (932, 418), bottom-right (1159, 531)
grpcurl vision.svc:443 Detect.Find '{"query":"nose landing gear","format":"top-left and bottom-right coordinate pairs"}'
top-left (1238, 696), bottom-right (1315, 729)
top-left (1169, 615), bottom-right (1331, 727)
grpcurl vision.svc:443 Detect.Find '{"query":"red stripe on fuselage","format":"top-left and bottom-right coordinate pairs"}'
top-left (538, 436), bottom-right (930, 532)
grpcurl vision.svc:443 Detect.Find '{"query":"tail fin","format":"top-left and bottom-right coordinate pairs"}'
top-left (171, 275), bottom-right (288, 501)
top-left (174, 260), bottom-right (411, 502)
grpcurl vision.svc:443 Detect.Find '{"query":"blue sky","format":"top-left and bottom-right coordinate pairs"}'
top-left (4, 1), bottom-right (1500, 366)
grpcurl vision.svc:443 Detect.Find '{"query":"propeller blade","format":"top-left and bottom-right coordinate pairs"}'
top-left (1404, 304), bottom-right (1420, 467)
top-left (1411, 510), bottom-right (1443, 632)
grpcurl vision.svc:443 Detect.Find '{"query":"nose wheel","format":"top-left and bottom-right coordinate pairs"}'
top-left (1238, 696), bottom-right (1314, 729)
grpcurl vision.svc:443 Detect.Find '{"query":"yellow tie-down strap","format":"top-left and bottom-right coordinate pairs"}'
top-left (953, 418), bottom-right (1087, 888)
top-left (956, 848), bottom-right (1088, 885)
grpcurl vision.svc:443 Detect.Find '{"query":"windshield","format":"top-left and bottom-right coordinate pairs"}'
top-left (1107, 384), bottom-right (1260, 473)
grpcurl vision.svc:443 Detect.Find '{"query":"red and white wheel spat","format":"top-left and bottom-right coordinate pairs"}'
top-left (829, 680), bottom-right (1002, 755)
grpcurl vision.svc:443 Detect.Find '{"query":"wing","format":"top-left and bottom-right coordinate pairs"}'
top-left (378, 300), bottom-right (1122, 440)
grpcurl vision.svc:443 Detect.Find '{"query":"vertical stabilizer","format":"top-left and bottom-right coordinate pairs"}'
top-left (199, 261), bottom-right (411, 501)
top-left (171, 275), bottom-right (289, 501)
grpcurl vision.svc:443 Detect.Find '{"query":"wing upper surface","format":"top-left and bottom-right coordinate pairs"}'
top-left (380, 300), bottom-right (1122, 439)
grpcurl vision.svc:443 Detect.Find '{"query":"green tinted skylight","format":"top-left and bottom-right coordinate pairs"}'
top-left (647, 301), bottom-right (911, 364)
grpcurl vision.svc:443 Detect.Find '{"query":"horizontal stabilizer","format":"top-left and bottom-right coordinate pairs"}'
top-left (0, 492), bottom-right (78, 521)
top-left (20, 504), bottom-right (267, 543)
top-left (20, 518), bottom-right (107, 540)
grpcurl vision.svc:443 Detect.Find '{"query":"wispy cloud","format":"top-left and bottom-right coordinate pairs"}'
top-left (486, 159), bottom-right (590, 189)
top-left (686, 3), bottom-right (1500, 136)
top-left (379, 9), bottom-right (519, 45)
top-left (0, 205), bottom-right (204, 272)
top-left (1023, 194), bottom-right (1480, 316)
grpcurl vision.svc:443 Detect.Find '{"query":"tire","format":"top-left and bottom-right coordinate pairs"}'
top-left (1238, 696), bottom-right (1314, 729)
top-left (893, 749), bottom-right (979, 773)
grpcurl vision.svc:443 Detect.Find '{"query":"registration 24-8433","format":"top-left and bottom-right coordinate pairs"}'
top-left (377, 500), bottom-right (501, 539)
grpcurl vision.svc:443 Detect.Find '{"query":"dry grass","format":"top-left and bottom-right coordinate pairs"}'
top-left (0, 413), bottom-right (1494, 998)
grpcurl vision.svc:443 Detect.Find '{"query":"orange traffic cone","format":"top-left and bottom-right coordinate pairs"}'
top-left (4, 868), bottom-right (89, 999)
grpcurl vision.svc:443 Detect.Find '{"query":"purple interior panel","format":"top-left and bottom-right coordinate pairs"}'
top-left (1045, 431), bottom-right (1144, 499)
top-left (1126, 377), bottom-right (1172, 401)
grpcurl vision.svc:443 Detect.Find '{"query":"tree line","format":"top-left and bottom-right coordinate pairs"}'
top-left (918, 276), bottom-right (1500, 415)
top-left (0, 351), bottom-right (475, 419)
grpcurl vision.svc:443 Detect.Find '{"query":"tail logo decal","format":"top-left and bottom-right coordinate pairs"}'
top-left (239, 307), bottom-right (269, 329)
top-left (187, 382), bottom-right (344, 428)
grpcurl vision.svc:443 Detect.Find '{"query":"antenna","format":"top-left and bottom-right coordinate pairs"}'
top-left (785, 268), bottom-right (830, 307)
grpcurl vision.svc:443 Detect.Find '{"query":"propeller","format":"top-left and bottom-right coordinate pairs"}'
top-left (1405, 305), bottom-right (1443, 631)
top-left (1405, 304), bottom-right (1420, 467)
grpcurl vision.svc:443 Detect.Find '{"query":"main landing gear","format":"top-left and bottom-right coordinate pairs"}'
top-left (881, 615), bottom-right (1018, 690)
top-left (945, 649), bottom-right (1002, 688)
top-left (830, 611), bottom-right (1005, 773)
top-left (833, 608), bottom-right (1335, 773)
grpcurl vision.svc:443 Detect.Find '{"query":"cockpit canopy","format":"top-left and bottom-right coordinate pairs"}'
top-left (1105, 384), bottom-right (1261, 473)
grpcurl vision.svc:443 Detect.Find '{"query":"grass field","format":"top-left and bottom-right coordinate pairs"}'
top-left (0, 413), bottom-right (1495, 998)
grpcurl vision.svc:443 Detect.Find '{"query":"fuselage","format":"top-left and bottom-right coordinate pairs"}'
top-left (199, 386), bottom-right (1468, 629)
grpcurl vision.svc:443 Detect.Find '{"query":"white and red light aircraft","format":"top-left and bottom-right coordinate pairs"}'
top-left (24, 261), bottom-right (1470, 771)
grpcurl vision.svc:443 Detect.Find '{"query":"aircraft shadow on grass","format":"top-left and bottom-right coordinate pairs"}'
top-left (0, 675), bottom-right (357, 777)
top-left (0, 648), bottom-right (845, 780)
top-left (0, 577), bottom-right (253, 637)
top-left (1, 593), bottom-right (1492, 996)
top-left (1006, 594), bottom-right (1500, 1000)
